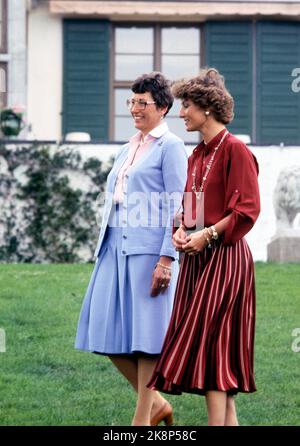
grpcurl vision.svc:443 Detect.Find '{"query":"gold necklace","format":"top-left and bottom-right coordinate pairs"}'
top-left (192, 130), bottom-right (228, 200)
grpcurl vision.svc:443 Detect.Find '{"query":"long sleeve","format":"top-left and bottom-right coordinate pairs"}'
top-left (223, 141), bottom-right (260, 245)
top-left (160, 139), bottom-right (188, 258)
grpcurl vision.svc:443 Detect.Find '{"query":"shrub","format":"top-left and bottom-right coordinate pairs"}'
top-left (0, 143), bottom-right (112, 263)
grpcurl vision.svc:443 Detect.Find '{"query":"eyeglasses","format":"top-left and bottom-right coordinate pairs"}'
top-left (126, 99), bottom-right (156, 110)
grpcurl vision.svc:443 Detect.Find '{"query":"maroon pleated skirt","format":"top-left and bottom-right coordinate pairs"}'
top-left (148, 238), bottom-right (256, 395)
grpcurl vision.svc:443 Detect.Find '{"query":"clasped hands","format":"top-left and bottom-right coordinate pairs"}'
top-left (173, 225), bottom-right (208, 255)
top-left (150, 227), bottom-right (208, 298)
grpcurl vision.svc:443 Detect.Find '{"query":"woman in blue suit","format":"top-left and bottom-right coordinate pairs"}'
top-left (75, 72), bottom-right (187, 426)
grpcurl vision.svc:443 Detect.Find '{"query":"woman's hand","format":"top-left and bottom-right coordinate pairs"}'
top-left (172, 225), bottom-right (188, 251)
top-left (150, 258), bottom-right (172, 297)
top-left (182, 229), bottom-right (209, 255)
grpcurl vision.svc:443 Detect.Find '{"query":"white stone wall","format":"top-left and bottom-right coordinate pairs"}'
top-left (248, 146), bottom-right (300, 261)
top-left (1, 142), bottom-right (300, 261)
top-left (70, 143), bottom-right (300, 262)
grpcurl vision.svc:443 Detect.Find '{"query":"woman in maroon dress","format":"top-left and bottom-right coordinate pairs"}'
top-left (148, 68), bottom-right (260, 426)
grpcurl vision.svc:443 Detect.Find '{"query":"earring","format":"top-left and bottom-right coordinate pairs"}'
top-left (205, 111), bottom-right (210, 116)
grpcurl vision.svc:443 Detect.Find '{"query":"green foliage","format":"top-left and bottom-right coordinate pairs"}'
top-left (0, 262), bottom-right (299, 426)
top-left (0, 144), bottom-right (112, 263)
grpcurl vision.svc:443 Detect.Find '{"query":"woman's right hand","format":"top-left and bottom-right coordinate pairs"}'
top-left (172, 225), bottom-right (188, 251)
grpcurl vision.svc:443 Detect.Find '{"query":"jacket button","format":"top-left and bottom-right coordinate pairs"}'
top-left (123, 235), bottom-right (127, 239)
top-left (122, 250), bottom-right (126, 254)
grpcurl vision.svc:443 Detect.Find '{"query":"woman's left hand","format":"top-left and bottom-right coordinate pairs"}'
top-left (150, 262), bottom-right (172, 297)
top-left (182, 230), bottom-right (208, 255)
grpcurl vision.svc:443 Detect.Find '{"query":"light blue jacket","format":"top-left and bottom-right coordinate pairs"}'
top-left (94, 130), bottom-right (188, 259)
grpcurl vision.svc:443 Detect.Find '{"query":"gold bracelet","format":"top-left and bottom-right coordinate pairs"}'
top-left (206, 227), bottom-right (213, 237)
top-left (210, 225), bottom-right (219, 240)
top-left (156, 262), bottom-right (172, 271)
top-left (203, 228), bottom-right (212, 247)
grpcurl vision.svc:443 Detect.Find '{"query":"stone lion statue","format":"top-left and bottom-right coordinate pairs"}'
top-left (273, 165), bottom-right (300, 231)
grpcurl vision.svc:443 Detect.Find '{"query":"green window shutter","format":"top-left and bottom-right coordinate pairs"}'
top-left (205, 22), bottom-right (253, 140)
top-left (256, 22), bottom-right (300, 144)
top-left (63, 20), bottom-right (109, 140)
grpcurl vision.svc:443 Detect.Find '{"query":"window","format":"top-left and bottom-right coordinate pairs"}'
top-left (112, 25), bottom-right (201, 142)
top-left (161, 27), bottom-right (200, 79)
top-left (115, 27), bottom-right (154, 81)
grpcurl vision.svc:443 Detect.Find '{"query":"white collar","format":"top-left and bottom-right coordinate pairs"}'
top-left (131, 121), bottom-right (169, 144)
top-left (148, 121), bottom-right (169, 138)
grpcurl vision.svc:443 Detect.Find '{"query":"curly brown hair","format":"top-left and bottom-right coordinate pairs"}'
top-left (172, 68), bottom-right (234, 124)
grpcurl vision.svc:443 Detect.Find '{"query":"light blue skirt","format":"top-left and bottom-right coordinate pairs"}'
top-left (75, 210), bottom-right (179, 355)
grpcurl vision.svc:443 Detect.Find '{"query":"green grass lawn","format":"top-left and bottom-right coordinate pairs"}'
top-left (0, 263), bottom-right (299, 426)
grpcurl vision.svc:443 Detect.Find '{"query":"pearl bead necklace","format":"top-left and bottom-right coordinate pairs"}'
top-left (192, 130), bottom-right (229, 200)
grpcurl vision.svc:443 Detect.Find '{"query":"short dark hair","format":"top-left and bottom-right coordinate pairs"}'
top-left (172, 68), bottom-right (234, 124)
top-left (131, 72), bottom-right (174, 117)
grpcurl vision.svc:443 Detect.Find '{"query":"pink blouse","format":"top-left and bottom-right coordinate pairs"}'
top-left (113, 122), bottom-right (169, 203)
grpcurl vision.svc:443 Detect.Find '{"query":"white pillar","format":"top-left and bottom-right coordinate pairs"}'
top-left (7, 0), bottom-right (27, 110)
top-left (27, 2), bottom-right (63, 140)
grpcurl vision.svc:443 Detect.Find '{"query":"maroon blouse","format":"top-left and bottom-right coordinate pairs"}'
top-left (182, 128), bottom-right (260, 245)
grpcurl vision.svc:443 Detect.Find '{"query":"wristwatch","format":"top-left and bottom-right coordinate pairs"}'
top-left (210, 225), bottom-right (219, 240)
